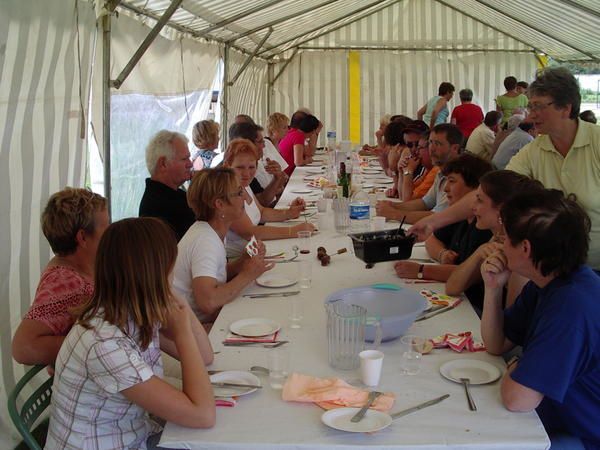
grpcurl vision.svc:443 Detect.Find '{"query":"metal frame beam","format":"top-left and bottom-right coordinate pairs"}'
top-left (229, 28), bottom-right (273, 86)
top-left (557, 0), bottom-right (600, 20)
top-left (221, 45), bottom-right (231, 149)
top-left (299, 46), bottom-right (536, 53)
top-left (434, 0), bottom-right (543, 55)
top-left (193, 0), bottom-right (287, 37)
top-left (474, 0), bottom-right (598, 61)
top-left (259, 0), bottom-right (398, 58)
top-left (226, 0), bottom-right (341, 44)
top-left (112, 0), bottom-right (183, 89)
top-left (117, 2), bottom-right (265, 60)
top-left (270, 47), bottom-right (299, 85)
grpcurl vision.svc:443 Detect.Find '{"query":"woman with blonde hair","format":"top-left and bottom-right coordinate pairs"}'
top-left (191, 119), bottom-right (220, 170)
top-left (45, 217), bottom-right (215, 449)
top-left (12, 188), bottom-right (109, 366)
top-left (266, 112), bottom-right (290, 149)
top-left (223, 139), bottom-right (315, 257)
top-left (173, 167), bottom-right (273, 322)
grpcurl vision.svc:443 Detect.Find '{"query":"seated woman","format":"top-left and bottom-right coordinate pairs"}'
top-left (394, 153), bottom-right (493, 282)
top-left (191, 119), bottom-right (220, 170)
top-left (279, 114), bottom-right (320, 175)
top-left (223, 139), bottom-right (315, 258)
top-left (445, 170), bottom-right (543, 314)
top-left (360, 114), bottom-right (391, 156)
top-left (12, 188), bottom-right (109, 366)
top-left (480, 189), bottom-right (600, 450)
top-left (172, 167), bottom-right (274, 322)
top-left (45, 217), bottom-right (215, 449)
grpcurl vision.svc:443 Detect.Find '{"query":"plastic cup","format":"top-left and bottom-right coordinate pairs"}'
top-left (268, 348), bottom-right (290, 389)
top-left (316, 212), bottom-right (327, 231)
top-left (317, 198), bottom-right (328, 213)
top-left (289, 296), bottom-right (303, 329)
top-left (400, 335), bottom-right (424, 375)
top-left (297, 230), bottom-right (311, 254)
top-left (298, 260), bottom-right (312, 289)
top-left (359, 350), bottom-right (384, 386)
top-left (372, 216), bottom-right (386, 231)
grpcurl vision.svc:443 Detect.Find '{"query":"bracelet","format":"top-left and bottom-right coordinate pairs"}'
top-left (506, 356), bottom-right (520, 369)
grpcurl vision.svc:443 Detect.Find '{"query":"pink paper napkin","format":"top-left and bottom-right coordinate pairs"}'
top-left (282, 373), bottom-right (395, 411)
top-left (215, 398), bottom-right (236, 407)
top-left (431, 331), bottom-right (486, 352)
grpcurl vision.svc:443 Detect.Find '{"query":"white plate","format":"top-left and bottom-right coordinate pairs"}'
top-left (306, 162), bottom-right (325, 167)
top-left (256, 273), bottom-right (298, 288)
top-left (291, 189), bottom-right (315, 194)
top-left (362, 169), bottom-right (382, 174)
top-left (210, 371), bottom-right (261, 397)
top-left (440, 359), bottom-right (502, 385)
top-left (362, 183), bottom-right (374, 189)
top-left (305, 170), bottom-right (324, 175)
top-left (229, 318), bottom-right (281, 337)
top-left (374, 179), bottom-right (393, 184)
top-left (321, 408), bottom-right (392, 433)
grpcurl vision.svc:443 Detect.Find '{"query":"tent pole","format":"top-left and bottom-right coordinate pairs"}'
top-left (102, 13), bottom-right (112, 217)
top-left (222, 44), bottom-right (230, 150)
top-left (229, 28), bottom-right (273, 86)
top-left (267, 62), bottom-right (273, 117)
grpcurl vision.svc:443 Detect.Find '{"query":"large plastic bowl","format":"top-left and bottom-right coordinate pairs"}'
top-left (324, 285), bottom-right (427, 342)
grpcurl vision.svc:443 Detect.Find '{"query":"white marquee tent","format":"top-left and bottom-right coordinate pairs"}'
top-left (2, 0), bottom-right (600, 445)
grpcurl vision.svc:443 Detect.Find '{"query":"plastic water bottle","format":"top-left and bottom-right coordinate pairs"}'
top-left (326, 131), bottom-right (336, 151)
top-left (349, 189), bottom-right (370, 232)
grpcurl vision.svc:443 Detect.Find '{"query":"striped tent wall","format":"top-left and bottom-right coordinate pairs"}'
top-left (0, 0), bottom-right (96, 443)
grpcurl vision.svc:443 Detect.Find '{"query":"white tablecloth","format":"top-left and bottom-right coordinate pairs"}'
top-left (160, 159), bottom-right (550, 450)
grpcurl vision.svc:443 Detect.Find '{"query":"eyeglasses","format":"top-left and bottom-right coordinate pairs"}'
top-left (526, 102), bottom-right (554, 112)
top-left (405, 141), bottom-right (419, 149)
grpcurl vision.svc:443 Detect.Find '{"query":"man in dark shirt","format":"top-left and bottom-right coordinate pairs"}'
top-left (139, 130), bottom-right (195, 241)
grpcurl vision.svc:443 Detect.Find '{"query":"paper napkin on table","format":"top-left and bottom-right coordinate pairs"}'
top-left (282, 373), bottom-right (395, 411)
top-left (420, 289), bottom-right (462, 307)
top-left (223, 331), bottom-right (280, 344)
top-left (431, 331), bottom-right (486, 352)
top-left (215, 398), bottom-right (237, 407)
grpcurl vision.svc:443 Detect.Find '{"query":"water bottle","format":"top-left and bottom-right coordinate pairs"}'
top-left (326, 131), bottom-right (336, 151)
top-left (349, 189), bottom-right (370, 232)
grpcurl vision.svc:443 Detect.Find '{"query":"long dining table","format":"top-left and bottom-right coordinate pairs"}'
top-left (159, 154), bottom-right (550, 449)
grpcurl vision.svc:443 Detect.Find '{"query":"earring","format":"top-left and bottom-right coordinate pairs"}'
top-left (221, 213), bottom-right (226, 220)
top-left (498, 216), bottom-right (503, 225)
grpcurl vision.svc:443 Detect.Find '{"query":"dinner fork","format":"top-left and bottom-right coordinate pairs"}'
top-left (460, 378), bottom-right (477, 411)
top-left (350, 391), bottom-right (382, 423)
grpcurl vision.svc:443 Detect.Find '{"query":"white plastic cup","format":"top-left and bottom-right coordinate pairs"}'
top-left (317, 198), bottom-right (328, 213)
top-left (359, 350), bottom-right (384, 386)
top-left (372, 216), bottom-right (386, 231)
top-left (298, 260), bottom-right (312, 289)
top-left (268, 348), bottom-right (290, 389)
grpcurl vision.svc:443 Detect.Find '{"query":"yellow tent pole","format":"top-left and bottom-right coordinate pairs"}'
top-left (535, 53), bottom-right (549, 70)
top-left (348, 51), bottom-right (361, 144)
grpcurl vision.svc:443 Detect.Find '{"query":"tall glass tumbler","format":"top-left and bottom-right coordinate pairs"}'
top-left (325, 302), bottom-right (367, 370)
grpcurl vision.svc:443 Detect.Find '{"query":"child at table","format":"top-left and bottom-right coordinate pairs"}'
top-left (45, 217), bottom-right (215, 450)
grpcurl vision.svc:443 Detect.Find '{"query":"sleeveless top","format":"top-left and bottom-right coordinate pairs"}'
top-left (423, 95), bottom-right (449, 126)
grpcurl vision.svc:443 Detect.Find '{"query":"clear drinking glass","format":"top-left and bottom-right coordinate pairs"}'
top-left (268, 348), bottom-right (290, 389)
top-left (298, 260), bottom-right (312, 289)
top-left (400, 335), bottom-right (424, 375)
top-left (289, 296), bottom-right (303, 328)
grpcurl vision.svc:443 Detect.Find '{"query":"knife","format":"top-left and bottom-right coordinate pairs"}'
top-left (415, 305), bottom-right (454, 321)
top-left (211, 382), bottom-right (262, 389)
top-left (391, 394), bottom-right (450, 420)
top-left (243, 291), bottom-right (300, 298)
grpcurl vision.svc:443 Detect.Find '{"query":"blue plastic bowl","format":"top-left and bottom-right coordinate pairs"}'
top-left (324, 285), bottom-right (428, 342)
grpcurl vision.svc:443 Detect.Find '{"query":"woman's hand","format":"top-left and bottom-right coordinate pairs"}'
top-left (481, 249), bottom-right (511, 290)
top-left (264, 158), bottom-right (282, 175)
top-left (475, 241), bottom-right (503, 261)
top-left (439, 249), bottom-right (459, 264)
top-left (242, 256), bottom-right (274, 279)
top-left (385, 187), bottom-right (398, 198)
top-left (287, 205), bottom-right (303, 219)
top-left (290, 197), bottom-right (306, 209)
top-left (405, 153), bottom-right (421, 173)
top-left (375, 200), bottom-right (397, 219)
top-left (394, 261), bottom-right (420, 279)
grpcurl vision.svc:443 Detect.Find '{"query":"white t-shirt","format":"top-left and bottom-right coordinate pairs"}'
top-left (466, 123), bottom-right (495, 161)
top-left (226, 186), bottom-right (262, 258)
top-left (255, 139), bottom-right (289, 188)
top-left (46, 316), bottom-right (162, 450)
top-left (172, 221), bottom-right (227, 319)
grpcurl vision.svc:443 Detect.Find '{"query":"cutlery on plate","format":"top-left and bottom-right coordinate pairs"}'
top-left (391, 394), bottom-right (450, 420)
top-left (460, 378), bottom-right (477, 411)
top-left (243, 291), bottom-right (300, 298)
top-left (223, 340), bottom-right (289, 348)
top-left (350, 391), bottom-right (382, 423)
top-left (211, 382), bottom-right (262, 389)
top-left (415, 304), bottom-right (454, 321)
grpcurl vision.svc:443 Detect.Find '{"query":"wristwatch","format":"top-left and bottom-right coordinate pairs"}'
top-left (403, 169), bottom-right (411, 176)
top-left (417, 264), bottom-right (425, 279)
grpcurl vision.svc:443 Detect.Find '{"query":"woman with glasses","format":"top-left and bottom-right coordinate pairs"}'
top-left (396, 123), bottom-right (433, 201)
top-left (172, 168), bottom-right (274, 324)
top-left (12, 188), bottom-right (109, 366)
top-left (223, 139), bottom-right (315, 258)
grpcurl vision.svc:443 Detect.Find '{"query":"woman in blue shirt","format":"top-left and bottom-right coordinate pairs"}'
top-left (481, 189), bottom-right (600, 450)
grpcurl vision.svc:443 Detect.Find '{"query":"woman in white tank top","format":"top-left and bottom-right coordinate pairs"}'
top-left (223, 139), bottom-right (316, 258)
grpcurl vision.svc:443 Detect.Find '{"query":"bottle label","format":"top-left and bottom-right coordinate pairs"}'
top-left (349, 204), bottom-right (370, 220)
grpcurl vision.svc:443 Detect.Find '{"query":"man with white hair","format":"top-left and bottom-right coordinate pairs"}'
top-left (139, 130), bottom-right (195, 241)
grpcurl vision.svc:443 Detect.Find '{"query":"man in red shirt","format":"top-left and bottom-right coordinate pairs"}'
top-left (451, 89), bottom-right (484, 141)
